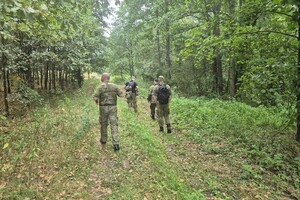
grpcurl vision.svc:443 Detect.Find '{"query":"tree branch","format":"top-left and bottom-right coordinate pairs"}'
top-left (237, 30), bottom-right (298, 39)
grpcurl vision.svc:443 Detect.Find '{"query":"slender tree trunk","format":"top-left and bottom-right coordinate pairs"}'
top-left (165, 0), bottom-right (171, 79)
top-left (129, 40), bottom-right (134, 76)
top-left (296, 3), bottom-right (300, 142)
top-left (156, 8), bottom-right (163, 74)
top-left (1, 38), bottom-right (9, 116)
top-left (59, 69), bottom-right (64, 90)
top-left (44, 62), bottom-right (49, 89)
top-left (6, 70), bottom-right (11, 94)
top-left (40, 68), bottom-right (43, 89)
top-left (228, 0), bottom-right (237, 96)
top-left (212, 2), bottom-right (223, 94)
top-left (65, 69), bottom-right (68, 88)
top-left (52, 65), bottom-right (56, 90)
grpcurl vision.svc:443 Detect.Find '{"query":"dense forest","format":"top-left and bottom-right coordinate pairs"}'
top-left (1, 1), bottom-right (300, 199)
top-left (1, 0), bottom-right (300, 141)
top-left (107, 0), bottom-right (300, 141)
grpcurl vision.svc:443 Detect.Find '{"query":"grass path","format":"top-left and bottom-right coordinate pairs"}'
top-left (1, 80), bottom-right (299, 199)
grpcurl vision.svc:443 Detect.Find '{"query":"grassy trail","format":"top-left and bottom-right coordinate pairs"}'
top-left (1, 79), bottom-right (299, 200)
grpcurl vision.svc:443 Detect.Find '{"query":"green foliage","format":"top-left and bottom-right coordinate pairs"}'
top-left (171, 97), bottom-right (299, 190)
top-left (242, 164), bottom-right (262, 180)
top-left (172, 97), bottom-right (291, 136)
top-left (7, 80), bottom-right (44, 106)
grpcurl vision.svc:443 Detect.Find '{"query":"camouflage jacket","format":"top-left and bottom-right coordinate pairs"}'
top-left (93, 83), bottom-right (122, 106)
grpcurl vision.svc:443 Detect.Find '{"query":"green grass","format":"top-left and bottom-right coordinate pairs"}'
top-left (1, 78), bottom-right (299, 200)
top-left (170, 96), bottom-right (300, 199)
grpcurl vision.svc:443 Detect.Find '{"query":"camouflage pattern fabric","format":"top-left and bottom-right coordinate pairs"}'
top-left (156, 103), bottom-right (170, 127)
top-left (153, 83), bottom-right (172, 126)
top-left (126, 93), bottom-right (137, 112)
top-left (93, 82), bottom-right (121, 145)
top-left (148, 84), bottom-right (157, 117)
top-left (99, 105), bottom-right (119, 145)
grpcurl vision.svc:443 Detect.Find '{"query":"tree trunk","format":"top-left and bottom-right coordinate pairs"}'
top-left (129, 40), bottom-right (134, 76)
top-left (165, 0), bottom-right (171, 80)
top-left (296, 3), bottom-right (300, 142)
top-left (6, 70), bottom-right (11, 94)
top-left (1, 40), bottom-right (9, 116)
top-left (44, 62), bottom-right (49, 89)
top-left (212, 2), bottom-right (223, 95)
top-left (40, 68), bottom-right (43, 89)
top-left (156, 8), bottom-right (163, 74)
top-left (65, 69), bottom-right (68, 88)
top-left (52, 65), bottom-right (56, 91)
top-left (228, 0), bottom-right (237, 97)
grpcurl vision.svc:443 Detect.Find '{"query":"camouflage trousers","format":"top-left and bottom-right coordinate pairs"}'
top-left (156, 103), bottom-right (170, 126)
top-left (99, 105), bottom-right (119, 145)
top-left (126, 93), bottom-right (137, 112)
top-left (150, 103), bottom-right (156, 116)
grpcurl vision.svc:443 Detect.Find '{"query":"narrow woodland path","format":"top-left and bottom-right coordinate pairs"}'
top-left (2, 80), bottom-right (298, 200)
top-left (83, 90), bottom-right (276, 199)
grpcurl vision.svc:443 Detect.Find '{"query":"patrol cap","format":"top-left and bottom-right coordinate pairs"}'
top-left (158, 75), bottom-right (164, 80)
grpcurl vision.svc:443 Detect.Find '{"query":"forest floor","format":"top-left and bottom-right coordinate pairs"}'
top-left (1, 79), bottom-right (299, 200)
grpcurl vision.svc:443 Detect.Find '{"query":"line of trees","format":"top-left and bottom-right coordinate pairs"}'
top-left (107, 0), bottom-right (300, 141)
top-left (0, 0), bottom-right (110, 116)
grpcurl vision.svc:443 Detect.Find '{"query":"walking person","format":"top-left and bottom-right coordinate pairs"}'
top-left (153, 76), bottom-right (172, 133)
top-left (93, 73), bottom-right (122, 151)
top-left (124, 75), bottom-right (139, 112)
top-left (148, 79), bottom-right (158, 120)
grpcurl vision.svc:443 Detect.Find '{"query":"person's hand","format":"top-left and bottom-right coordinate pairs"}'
top-left (93, 97), bottom-right (99, 104)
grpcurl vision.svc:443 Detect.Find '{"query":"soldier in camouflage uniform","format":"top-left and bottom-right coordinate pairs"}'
top-left (148, 79), bottom-right (158, 120)
top-left (124, 76), bottom-right (139, 112)
top-left (93, 73), bottom-right (122, 151)
top-left (153, 76), bottom-right (172, 133)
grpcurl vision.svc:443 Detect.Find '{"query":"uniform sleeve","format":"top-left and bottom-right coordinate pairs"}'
top-left (116, 85), bottom-right (122, 96)
top-left (167, 85), bottom-right (172, 95)
top-left (148, 85), bottom-right (152, 94)
top-left (93, 86), bottom-right (102, 98)
top-left (153, 85), bottom-right (158, 96)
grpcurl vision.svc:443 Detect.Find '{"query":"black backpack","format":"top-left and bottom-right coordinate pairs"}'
top-left (157, 84), bottom-right (170, 105)
top-left (126, 81), bottom-right (136, 92)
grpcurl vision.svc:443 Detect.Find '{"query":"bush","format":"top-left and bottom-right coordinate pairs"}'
top-left (7, 80), bottom-right (44, 106)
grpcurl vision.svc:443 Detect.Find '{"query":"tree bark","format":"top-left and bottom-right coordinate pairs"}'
top-left (156, 8), bottom-right (163, 74)
top-left (1, 38), bottom-right (9, 116)
top-left (212, 2), bottom-right (223, 95)
top-left (228, 0), bottom-right (237, 97)
top-left (296, 3), bottom-right (300, 142)
top-left (44, 62), bottom-right (49, 89)
top-left (165, 0), bottom-right (172, 80)
top-left (6, 70), bottom-right (11, 94)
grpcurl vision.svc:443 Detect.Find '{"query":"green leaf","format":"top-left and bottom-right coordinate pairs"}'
top-left (3, 143), bottom-right (9, 149)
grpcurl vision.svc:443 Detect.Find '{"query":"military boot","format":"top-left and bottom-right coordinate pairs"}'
top-left (151, 114), bottom-right (155, 120)
top-left (114, 144), bottom-right (120, 151)
top-left (167, 124), bottom-right (171, 133)
top-left (159, 126), bottom-right (164, 132)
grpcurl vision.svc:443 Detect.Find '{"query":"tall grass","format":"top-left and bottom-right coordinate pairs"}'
top-left (171, 97), bottom-right (300, 193)
top-left (0, 79), bottom-right (100, 199)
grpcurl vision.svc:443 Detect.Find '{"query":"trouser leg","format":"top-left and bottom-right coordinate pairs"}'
top-left (150, 103), bottom-right (156, 119)
top-left (99, 114), bottom-right (108, 143)
top-left (132, 94), bottom-right (137, 112)
top-left (157, 105), bottom-right (164, 131)
top-left (164, 105), bottom-right (171, 133)
top-left (109, 106), bottom-right (119, 146)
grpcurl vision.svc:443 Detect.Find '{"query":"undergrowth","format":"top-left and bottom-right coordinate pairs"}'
top-left (171, 97), bottom-right (300, 198)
